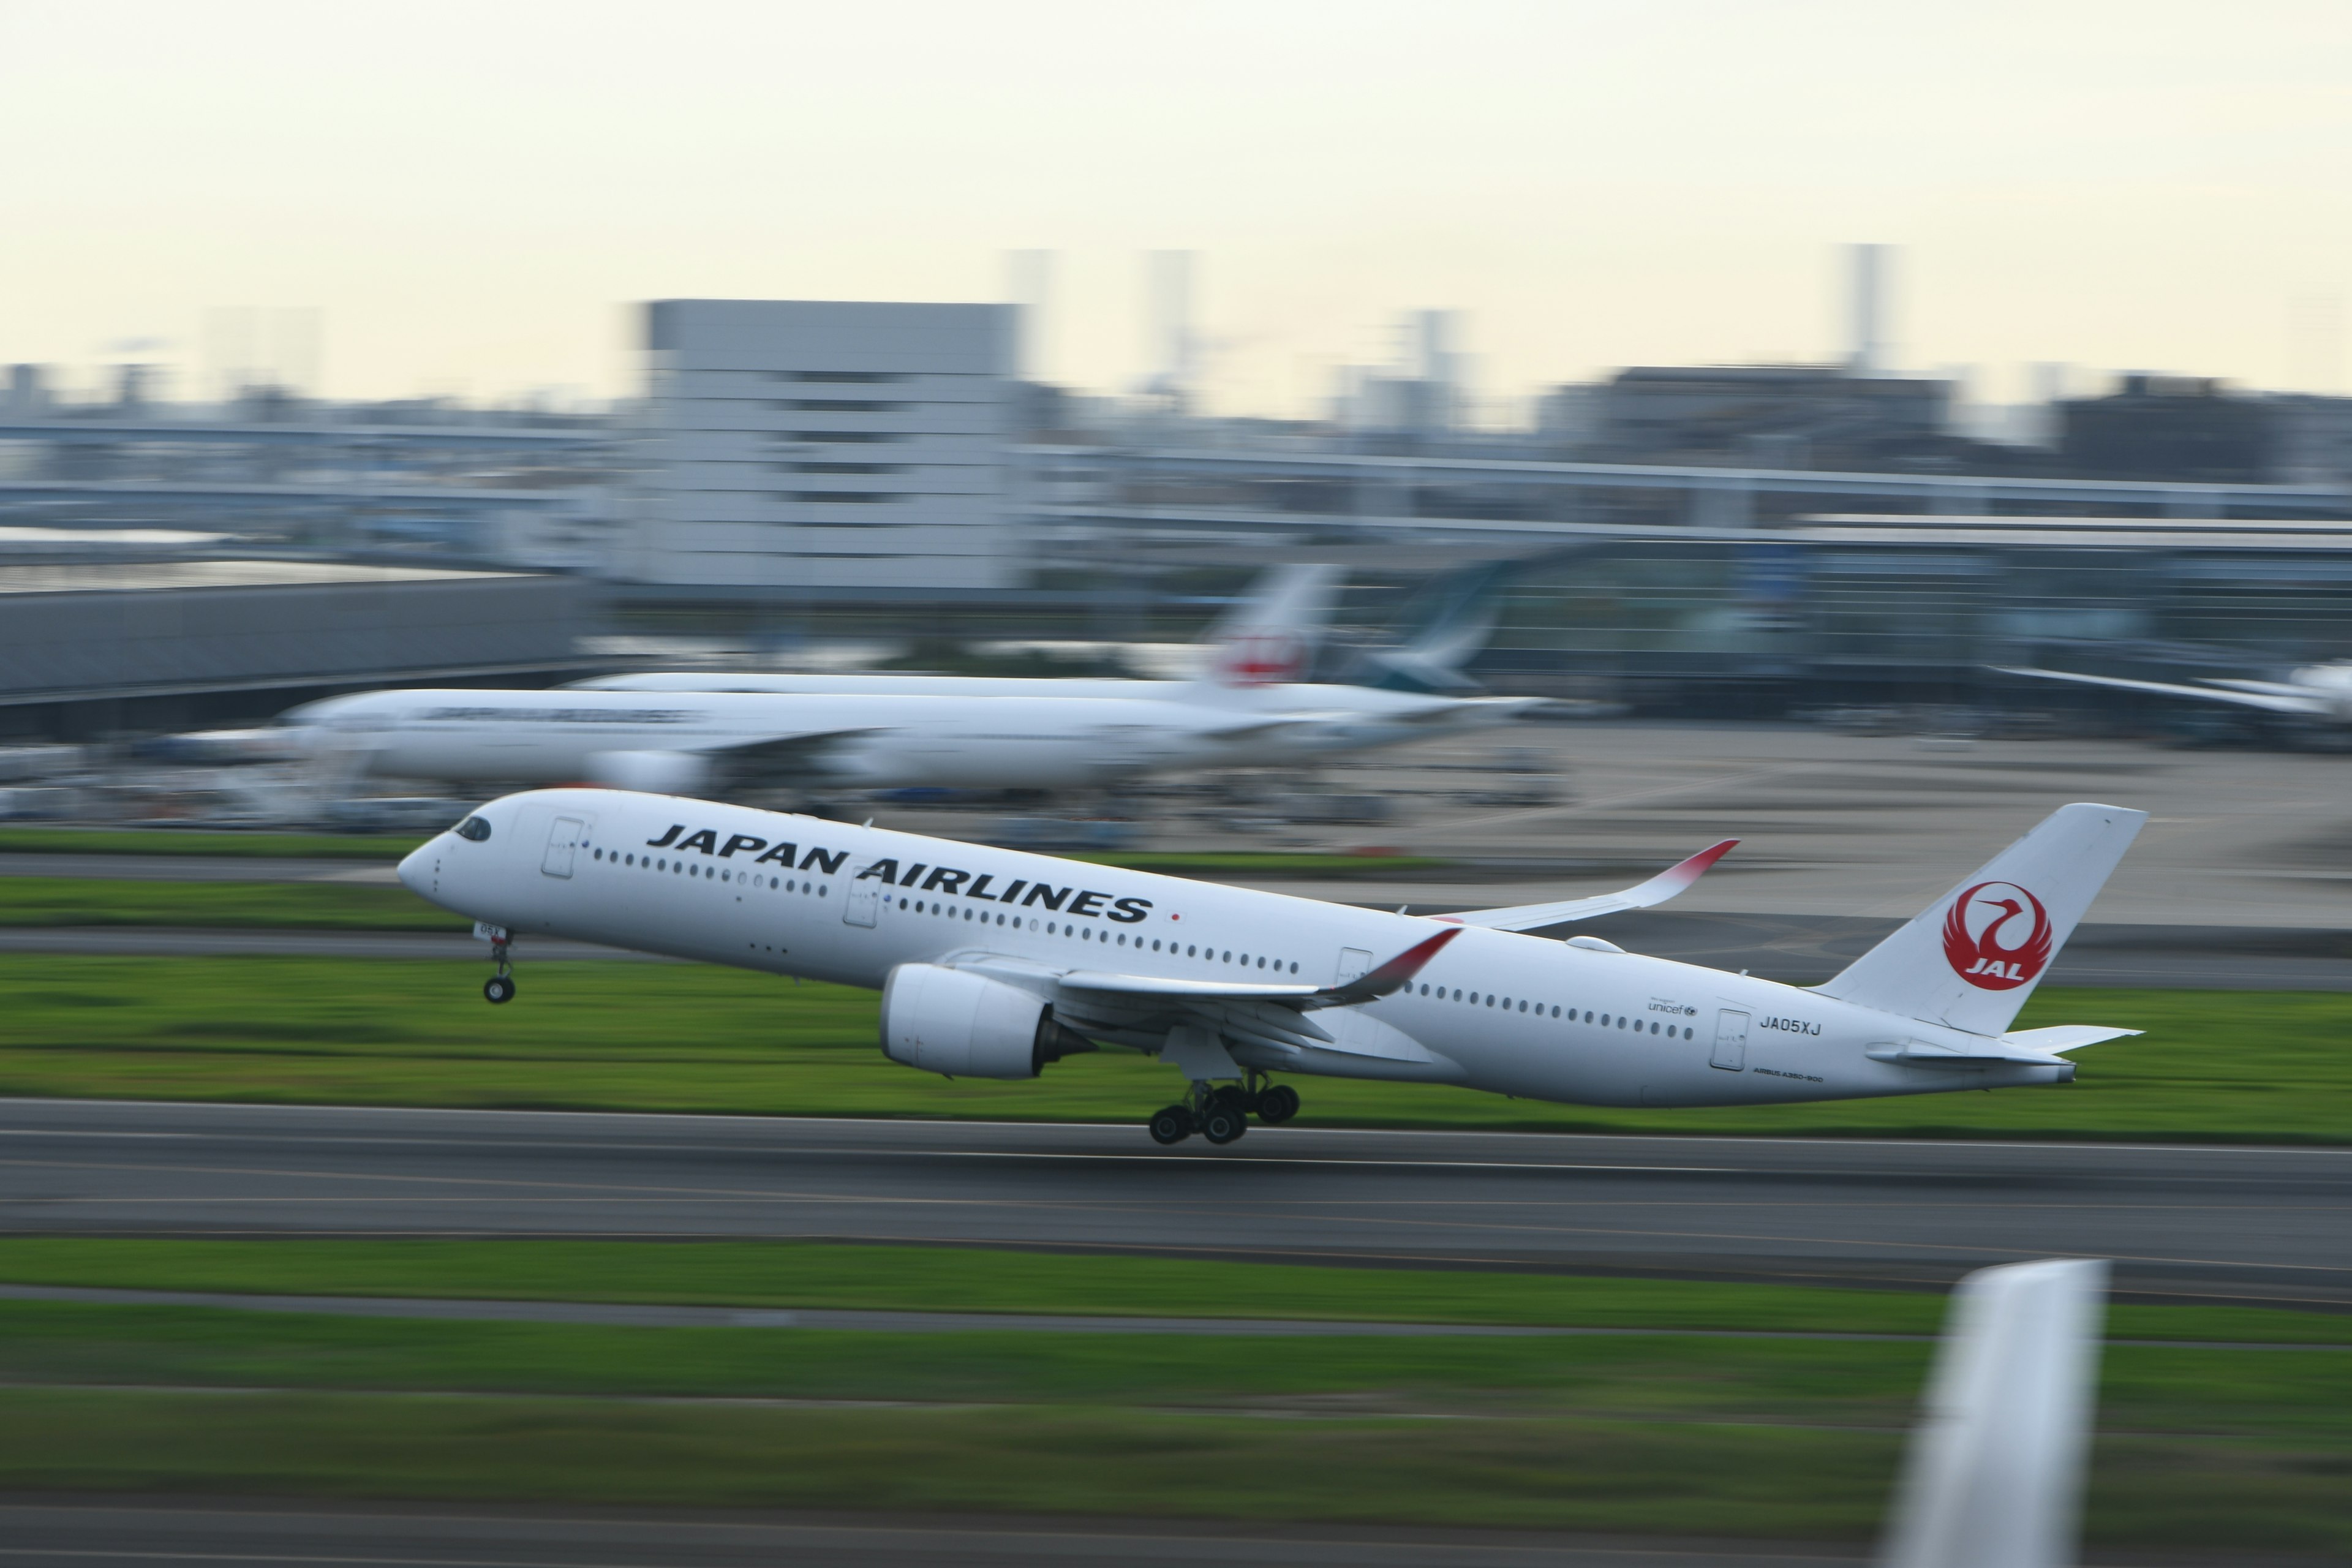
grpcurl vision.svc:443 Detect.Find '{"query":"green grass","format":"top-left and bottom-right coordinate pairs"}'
top-left (0, 878), bottom-right (461, 929)
top-left (0, 956), bottom-right (2345, 1142)
top-left (0, 1303), bottom-right (2340, 1547)
top-left (0, 827), bottom-right (428, 859)
top-left (1, 1237), bottom-right (2345, 1345)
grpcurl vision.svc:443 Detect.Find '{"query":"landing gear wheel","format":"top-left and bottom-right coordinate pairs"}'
top-left (483, 974), bottom-right (516, 1005)
top-left (1257, 1084), bottom-right (1300, 1124)
top-left (1201, 1106), bottom-right (1248, 1145)
top-left (1211, 1084), bottom-right (1251, 1114)
top-left (1147, 1106), bottom-right (1194, 1145)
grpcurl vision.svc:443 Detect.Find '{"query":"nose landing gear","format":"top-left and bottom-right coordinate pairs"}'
top-left (483, 934), bottom-right (516, 1005)
top-left (1144, 1073), bottom-right (1299, 1146)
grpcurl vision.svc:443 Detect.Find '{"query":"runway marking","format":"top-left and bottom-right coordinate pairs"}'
top-left (11, 1099), bottom-right (2350, 1160)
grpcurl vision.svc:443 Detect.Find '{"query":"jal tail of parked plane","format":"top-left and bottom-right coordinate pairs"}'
top-left (1812, 801), bottom-right (2147, 1041)
top-left (1199, 564), bottom-right (1343, 688)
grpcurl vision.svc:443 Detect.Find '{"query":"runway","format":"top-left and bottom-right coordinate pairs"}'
top-left (4, 1099), bottom-right (2345, 1308)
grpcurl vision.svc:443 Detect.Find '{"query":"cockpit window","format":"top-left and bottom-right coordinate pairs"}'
top-left (454, 816), bottom-right (492, 842)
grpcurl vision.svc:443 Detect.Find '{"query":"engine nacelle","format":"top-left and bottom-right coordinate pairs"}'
top-left (586, 749), bottom-right (712, 796)
top-left (880, 963), bottom-right (1094, 1080)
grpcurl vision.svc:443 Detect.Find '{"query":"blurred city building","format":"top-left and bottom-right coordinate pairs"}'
top-left (1589, 364), bottom-right (1957, 469)
top-left (2057, 374), bottom-right (2275, 483)
top-left (619, 300), bottom-right (1016, 598)
top-left (0, 364), bottom-right (608, 561)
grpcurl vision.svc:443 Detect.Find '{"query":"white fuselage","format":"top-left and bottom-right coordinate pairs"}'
top-left (400, 788), bottom-right (2073, 1110)
top-left (573, 671), bottom-right (1535, 756)
top-left (278, 688), bottom-right (1332, 792)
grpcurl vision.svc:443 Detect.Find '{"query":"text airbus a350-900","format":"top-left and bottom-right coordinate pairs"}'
top-left (399, 791), bottom-right (2146, 1144)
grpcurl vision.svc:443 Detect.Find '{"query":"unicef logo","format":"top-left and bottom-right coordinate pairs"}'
top-left (1941, 881), bottom-right (2053, 991)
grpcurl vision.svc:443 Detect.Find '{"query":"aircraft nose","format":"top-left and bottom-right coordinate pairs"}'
top-left (396, 843), bottom-right (433, 896)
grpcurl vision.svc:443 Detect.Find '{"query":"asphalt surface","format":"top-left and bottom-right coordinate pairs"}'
top-left (5, 1099), bottom-right (2346, 1309)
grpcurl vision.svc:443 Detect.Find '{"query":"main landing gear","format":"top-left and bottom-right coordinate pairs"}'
top-left (1147, 1073), bottom-right (1300, 1147)
top-left (483, 934), bottom-right (516, 1005)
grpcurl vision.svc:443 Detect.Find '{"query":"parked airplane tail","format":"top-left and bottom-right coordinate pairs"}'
top-left (1200, 564), bottom-right (1343, 688)
top-left (1355, 560), bottom-right (1511, 693)
top-left (1811, 803), bottom-right (2147, 1037)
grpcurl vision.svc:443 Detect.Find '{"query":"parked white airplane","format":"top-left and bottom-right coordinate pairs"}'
top-left (2000, 662), bottom-right (2352, 723)
top-left (398, 793), bottom-right (2145, 1144)
top-left (273, 687), bottom-right (1355, 797)
top-left (573, 562), bottom-right (1539, 748)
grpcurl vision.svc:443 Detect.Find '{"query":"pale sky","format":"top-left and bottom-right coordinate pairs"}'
top-left (2, 0), bottom-right (2348, 416)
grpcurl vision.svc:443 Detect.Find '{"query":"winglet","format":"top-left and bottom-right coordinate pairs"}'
top-left (1441, 837), bottom-right (1742, 933)
top-left (1630, 838), bottom-right (1740, 903)
top-left (1321, 927), bottom-right (1464, 1006)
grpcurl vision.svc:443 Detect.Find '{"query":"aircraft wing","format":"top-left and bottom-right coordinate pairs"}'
top-left (690, 728), bottom-right (884, 783)
top-left (1055, 927), bottom-right (1463, 1012)
top-left (1440, 840), bottom-right (1739, 932)
top-left (1993, 666), bottom-right (2327, 715)
top-left (2206, 677), bottom-right (2329, 698)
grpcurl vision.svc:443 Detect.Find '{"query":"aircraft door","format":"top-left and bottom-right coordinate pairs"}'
top-left (844, 880), bottom-right (880, 928)
top-left (1710, 1009), bottom-right (1749, 1071)
top-left (1335, 948), bottom-right (1373, 986)
top-left (541, 816), bottom-right (586, 878)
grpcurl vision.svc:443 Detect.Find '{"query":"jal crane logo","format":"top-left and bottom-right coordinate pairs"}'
top-left (1941, 881), bottom-right (2054, 991)
top-left (1213, 630), bottom-right (1308, 687)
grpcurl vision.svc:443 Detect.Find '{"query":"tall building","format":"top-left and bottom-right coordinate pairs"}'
top-left (627, 300), bottom-right (1016, 596)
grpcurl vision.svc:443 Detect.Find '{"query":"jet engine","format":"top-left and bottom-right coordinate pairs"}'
top-left (880, 963), bottom-right (1095, 1079)
top-left (586, 750), bottom-right (712, 796)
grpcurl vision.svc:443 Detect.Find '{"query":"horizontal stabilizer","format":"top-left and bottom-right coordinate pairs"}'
top-left (2002, 1025), bottom-right (2141, 1054)
top-left (1868, 1038), bottom-right (2070, 1068)
top-left (1446, 840), bottom-right (1738, 932)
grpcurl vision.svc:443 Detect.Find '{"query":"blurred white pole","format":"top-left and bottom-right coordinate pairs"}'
top-left (1880, 1257), bottom-right (2108, 1568)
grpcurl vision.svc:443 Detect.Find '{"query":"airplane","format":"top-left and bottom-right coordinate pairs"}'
top-left (270, 687), bottom-right (1366, 799)
top-left (571, 562), bottom-right (1541, 748)
top-left (1998, 661), bottom-right (2352, 725)
top-left (397, 792), bottom-right (2146, 1144)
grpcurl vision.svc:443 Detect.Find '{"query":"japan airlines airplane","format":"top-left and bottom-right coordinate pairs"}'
top-left (398, 792), bottom-right (2146, 1144)
top-left (1999, 662), bottom-right (2352, 725)
top-left (572, 562), bottom-right (1540, 748)
top-left (275, 687), bottom-right (1350, 797)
